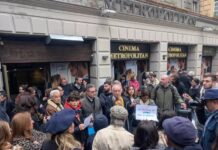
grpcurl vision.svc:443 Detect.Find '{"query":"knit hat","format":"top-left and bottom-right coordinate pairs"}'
top-left (110, 105), bottom-right (128, 120)
top-left (93, 114), bottom-right (108, 132)
top-left (202, 89), bottom-right (218, 101)
top-left (163, 116), bottom-right (196, 146)
top-left (45, 109), bottom-right (76, 134)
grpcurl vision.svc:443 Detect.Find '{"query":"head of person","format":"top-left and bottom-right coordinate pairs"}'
top-left (188, 71), bottom-right (195, 77)
top-left (0, 91), bottom-right (7, 103)
top-left (86, 84), bottom-right (96, 99)
top-left (130, 72), bottom-right (136, 81)
top-left (140, 89), bottom-right (150, 102)
top-left (203, 73), bottom-right (216, 89)
top-left (160, 75), bottom-right (169, 87)
top-left (50, 90), bottom-right (61, 104)
top-left (202, 89), bottom-right (218, 112)
top-left (103, 81), bottom-right (112, 93)
top-left (75, 77), bottom-right (83, 85)
top-left (45, 109), bottom-right (81, 149)
top-left (82, 78), bottom-right (89, 86)
top-left (44, 88), bottom-right (52, 98)
top-left (56, 86), bottom-right (64, 96)
top-left (15, 94), bottom-right (37, 114)
top-left (60, 76), bottom-right (68, 86)
top-left (191, 78), bottom-right (200, 87)
top-left (163, 116), bottom-right (197, 148)
top-left (149, 72), bottom-right (156, 82)
top-left (0, 121), bottom-right (11, 149)
top-left (170, 73), bottom-right (179, 84)
top-left (112, 83), bottom-right (123, 99)
top-left (158, 110), bottom-right (176, 130)
top-left (18, 84), bottom-right (28, 94)
top-left (51, 74), bottom-right (61, 88)
top-left (27, 87), bottom-right (36, 97)
top-left (93, 114), bottom-right (108, 132)
top-left (11, 112), bottom-right (34, 139)
top-left (110, 105), bottom-right (128, 127)
top-left (67, 91), bottom-right (81, 110)
top-left (134, 121), bottom-right (159, 150)
top-left (126, 86), bottom-right (136, 97)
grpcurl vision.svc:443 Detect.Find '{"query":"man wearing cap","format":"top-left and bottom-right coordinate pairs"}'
top-left (201, 89), bottom-right (218, 150)
top-left (0, 91), bottom-right (10, 122)
top-left (92, 105), bottom-right (133, 150)
top-left (163, 116), bottom-right (202, 150)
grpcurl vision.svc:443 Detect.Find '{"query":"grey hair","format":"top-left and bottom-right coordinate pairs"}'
top-left (110, 118), bottom-right (126, 127)
top-left (50, 90), bottom-right (60, 98)
top-left (85, 84), bottom-right (95, 91)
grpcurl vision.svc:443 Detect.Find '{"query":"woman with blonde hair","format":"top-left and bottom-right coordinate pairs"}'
top-left (11, 112), bottom-right (46, 150)
top-left (0, 121), bottom-right (12, 150)
top-left (42, 109), bottom-right (82, 150)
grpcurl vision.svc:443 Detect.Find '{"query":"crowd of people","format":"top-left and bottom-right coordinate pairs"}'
top-left (0, 70), bottom-right (218, 150)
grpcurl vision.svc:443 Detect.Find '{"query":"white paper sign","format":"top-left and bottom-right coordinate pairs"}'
top-left (135, 105), bottom-right (158, 121)
top-left (84, 114), bottom-right (93, 128)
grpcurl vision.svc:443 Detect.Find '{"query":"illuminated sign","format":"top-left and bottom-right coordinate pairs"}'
top-left (168, 46), bottom-right (187, 58)
top-left (111, 42), bottom-right (149, 60)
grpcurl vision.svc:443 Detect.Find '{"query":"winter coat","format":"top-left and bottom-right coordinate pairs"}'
top-left (0, 100), bottom-right (10, 122)
top-left (201, 110), bottom-right (218, 150)
top-left (92, 125), bottom-right (134, 150)
top-left (81, 96), bottom-right (102, 118)
top-left (151, 84), bottom-right (184, 112)
top-left (46, 99), bottom-right (64, 116)
top-left (99, 92), bottom-right (113, 121)
top-left (12, 130), bottom-right (46, 150)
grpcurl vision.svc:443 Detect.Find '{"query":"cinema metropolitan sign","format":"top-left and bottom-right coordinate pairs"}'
top-left (111, 42), bottom-right (149, 60)
top-left (104, 0), bottom-right (197, 26)
top-left (168, 46), bottom-right (187, 58)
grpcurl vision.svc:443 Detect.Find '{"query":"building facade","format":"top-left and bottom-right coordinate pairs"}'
top-left (0, 0), bottom-right (218, 97)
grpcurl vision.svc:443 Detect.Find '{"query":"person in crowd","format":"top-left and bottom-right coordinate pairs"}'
top-left (188, 78), bottom-right (201, 100)
top-left (82, 78), bottom-right (89, 89)
top-left (0, 121), bottom-right (13, 150)
top-left (215, 71), bottom-right (218, 87)
top-left (178, 71), bottom-right (192, 91)
top-left (0, 91), bottom-right (10, 122)
top-left (212, 130), bottom-right (218, 150)
top-left (42, 109), bottom-right (82, 150)
top-left (129, 73), bottom-right (140, 94)
top-left (99, 81), bottom-right (113, 121)
top-left (92, 106), bottom-right (133, 150)
top-left (170, 73), bottom-right (187, 97)
top-left (98, 77), bottom-right (112, 97)
top-left (132, 121), bottom-right (164, 150)
top-left (14, 94), bottom-right (44, 131)
top-left (111, 82), bottom-right (126, 107)
top-left (201, 89), bottom-right (218, 150)
top-left (41, 88), bottom-right (52, 108)
top-left (151, 75), bottom-right (186, 113)
top-left (139, 89), bottom-right (155, 105)
top-left (64, 91), bottom-right (85, 144)
top-left (50, 74), bottom-right (61, 89)
top-left (81, 84), bottom-right (102, 118)
top-left (46, 90), bottom-right (64, 116)
top-left (163, 116), bottom-right (202, 150)
top-left (157, 110), bottom-right (176, 149)
top-left (144, 72), bottom-right (159, 95)
top-left (60, 76), bottom-right (72, 100)
top-left (199, 73), bottom-right (217, 97)
top-left (27, 87), bottom-right (41, 107)
top-left (11, 111), bottom-right (46, 150)
top-left (71, 77), bottom-right (85, 95)
top-left (125, 85), bottom-right (138, 132)
top-left (85, 114), bottom-right (108, 150)
top-left (15, 84), bottom-right (28, 104)
top-left (120, 74), bottom-right (129, 91)
top-left (55, 86), bottom-right (65, 104)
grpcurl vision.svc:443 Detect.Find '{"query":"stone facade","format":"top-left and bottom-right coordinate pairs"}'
top-left (0, 0), bottom-right (218, 89)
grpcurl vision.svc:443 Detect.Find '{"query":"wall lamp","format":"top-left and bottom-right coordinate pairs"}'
top-left (101, 8), bottom-right (116, 17)
top-left (102, 55), bottom-right (109, 60)
top-left (162, 54), bottom-right (168, 60)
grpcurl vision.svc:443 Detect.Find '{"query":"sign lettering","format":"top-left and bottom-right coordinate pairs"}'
top-left (104, 0), bottom-right (196, 26)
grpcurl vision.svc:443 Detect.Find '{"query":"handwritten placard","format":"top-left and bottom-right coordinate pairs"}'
top-left (135, 105), bottom-right (158, 121)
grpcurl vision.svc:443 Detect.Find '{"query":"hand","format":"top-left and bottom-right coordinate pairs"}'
top-left (182, 93), bottom-right (192, 101)
top-left (33, 141), bottom-right (39, 145)
top-left (79, 124), bottom-right (85, 130)
top-left (13, 145), bottom-right (23, 150)
top-left (180, 103), bottom-right (187, 109)
top-left (130, 102), bottom-right (136, 107)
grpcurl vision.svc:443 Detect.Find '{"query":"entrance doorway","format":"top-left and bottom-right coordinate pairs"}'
top-left (3, 63), bottom-right (49, 99)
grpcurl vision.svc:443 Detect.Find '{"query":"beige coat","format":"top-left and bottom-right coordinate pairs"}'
top-left (92, 125), bottom-right (134, 150)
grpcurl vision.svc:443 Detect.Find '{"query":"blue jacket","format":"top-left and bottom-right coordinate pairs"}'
top-left (201, 110), bottom-right (218, 150)
top-left (0, 101), bottom-right (10, 122)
